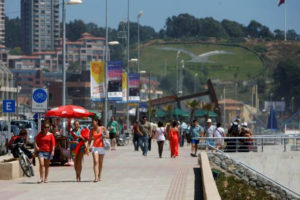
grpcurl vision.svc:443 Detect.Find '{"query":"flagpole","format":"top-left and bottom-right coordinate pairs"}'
top-left (284, 2), bottom-right (287, 41)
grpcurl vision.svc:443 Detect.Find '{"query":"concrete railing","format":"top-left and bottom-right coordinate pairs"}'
top-left (198, 151), bottom-right (221, 200)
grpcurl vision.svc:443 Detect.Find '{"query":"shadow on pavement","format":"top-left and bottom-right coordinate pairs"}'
top-left (19, 180), bottom-right (93, 184)
top-left (194, 168), bottom-right (203, 200)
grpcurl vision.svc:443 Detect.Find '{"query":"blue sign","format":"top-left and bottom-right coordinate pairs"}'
top-left (33, 89), bottom-right (47, 103)
top-left (2, 100), bottom-right (16, 113)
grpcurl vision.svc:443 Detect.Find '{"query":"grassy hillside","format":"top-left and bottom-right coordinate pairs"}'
top-left (140, 42), bottom-right (264, 81)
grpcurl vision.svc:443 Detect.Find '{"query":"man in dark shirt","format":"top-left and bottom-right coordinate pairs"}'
top-left (138, 116), bottom-right (152, 156)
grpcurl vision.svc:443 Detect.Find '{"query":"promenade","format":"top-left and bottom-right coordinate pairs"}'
top-left (0, 143), bottom-right (201, 200)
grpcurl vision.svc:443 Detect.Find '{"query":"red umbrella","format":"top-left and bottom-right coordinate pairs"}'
top-left (45, 105), bottom-right (94, 118)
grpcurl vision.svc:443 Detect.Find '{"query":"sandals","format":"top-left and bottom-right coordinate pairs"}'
top-left (93, 179), bottom-right (98, 183)
top-left (37, 179), bottom-right (43, 184)
top-left (44, 179), bottom-right (48, 183)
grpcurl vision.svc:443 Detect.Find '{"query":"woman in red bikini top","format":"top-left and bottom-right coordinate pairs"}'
top-left (88, 118), bottom-right (108, 182)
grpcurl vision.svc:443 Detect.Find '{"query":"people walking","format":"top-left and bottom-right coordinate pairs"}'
top-left (69, 120), bottom-right (85, 182)
top-left (204, 119), bottom-right (216, 151)
top-left (138, 116), bottom-right (152, 156)
top-left (169, 121), bottom-right (179, 158)
top-left (155, 121), bottom-right (166, 158)
top-left (180, 121), bottom-right (188, 147)
top-left (132, 121), bottom-right (140, 151)
top-left (88, 118), bottom-right (108, 182)
top-left (34, 122), bottom-right (55, 183)
top-left (107, 116), bottom-right (118, 151)
top-left (190, 119), bottom-right (203, 157)
top-left (214, 122), bottom-right (225, 150)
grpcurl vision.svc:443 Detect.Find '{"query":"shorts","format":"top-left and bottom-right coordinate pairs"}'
top-left (215, 138), bottom-right (224, 146)
top-left (38, 151), bottom-right (52, 160)
top-left (92, 147), bottom-right (105, 155)
top-left (191, 139), bottom-right (199, 145)
top-left (109, 132), bottom-right (117, 139)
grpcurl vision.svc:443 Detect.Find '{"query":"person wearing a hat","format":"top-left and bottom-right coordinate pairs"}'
top-left (204, 119), bottom-right (216, 151)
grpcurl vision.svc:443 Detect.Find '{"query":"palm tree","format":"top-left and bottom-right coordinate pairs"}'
top-left (162, 104), bottom-right (174, 121)
top-left (201, 102), bottom-right (216, 120)
top-left (185, 100), bottom-right (203, 122)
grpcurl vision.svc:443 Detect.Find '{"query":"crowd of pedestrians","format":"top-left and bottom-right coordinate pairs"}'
top-left (8, 114), bottom-right (252, 184)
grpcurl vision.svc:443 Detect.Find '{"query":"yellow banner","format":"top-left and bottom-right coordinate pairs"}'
top-left (90, 61), bottom-right (105, 100)
top-left (122, 72), bottom-right (127, 102)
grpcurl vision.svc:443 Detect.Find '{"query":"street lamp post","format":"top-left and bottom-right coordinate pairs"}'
top-left (104, 0), bottom-right (109, 128)
top-left (126, 0), bottom-right (130, 132)
top-left (178, 59), bottom-right (184, 96)
top-left (291, 96), bottom-right (295, 113)
top-left (62, 0), bottom-right (82, 135)
top-left (194, 73), bottom-right (198, 93)
top-left (176, 51), bottom-right (180, 96)
top-left (137, 11), bottom-right (143, 122)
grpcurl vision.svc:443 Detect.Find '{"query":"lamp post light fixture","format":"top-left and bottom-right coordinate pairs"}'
top-left (176, 51), bottom-right (181, 96)
top-left (194, 73), bottom-right (198, 93)
top-left (62, 0), bottom-right (82, 135)
top-left (108, 41), bottom-right (120, 46)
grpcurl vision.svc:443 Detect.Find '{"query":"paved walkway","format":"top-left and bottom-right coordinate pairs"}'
top-left (0, 142), bottom-right (201, 200)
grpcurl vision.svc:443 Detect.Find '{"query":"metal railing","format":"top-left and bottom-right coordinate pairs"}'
top-left (207, 144), bottom-right (300, 198)
top-left (195, 135), bottom-right (300, 152)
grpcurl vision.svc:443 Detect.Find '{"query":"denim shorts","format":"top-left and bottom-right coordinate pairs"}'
top-left (38, 151), bottom-right (52, 160)
top-left (191, 139), bottom-right (199, 145)
top-left (92, 147), bottom-right (105, 155)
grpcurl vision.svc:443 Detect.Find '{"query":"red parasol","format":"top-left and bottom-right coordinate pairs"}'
top-left (45, 105), bottom-right (94, 118)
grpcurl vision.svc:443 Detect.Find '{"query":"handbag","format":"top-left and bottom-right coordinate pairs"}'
top-left (103, 138), bottom-right (111, 150)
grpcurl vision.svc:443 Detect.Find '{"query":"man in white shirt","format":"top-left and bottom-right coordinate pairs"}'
top-left (214, 122), bottom-right (225, 150)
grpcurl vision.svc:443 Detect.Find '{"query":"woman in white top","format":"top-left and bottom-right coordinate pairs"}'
top-left (214, 122), bottom-right (225, 150)
top-left (155, 121), bottom-right (166, 158)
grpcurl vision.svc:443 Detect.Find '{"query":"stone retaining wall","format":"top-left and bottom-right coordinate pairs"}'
top-left (208, 152), bottom-right (300, 200)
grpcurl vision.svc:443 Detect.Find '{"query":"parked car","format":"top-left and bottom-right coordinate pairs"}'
top-left (0, 132), bottom-right (7, 155)
top-left (0, 120), bottom-right (10, 155)
top-left (11, 125), bottom-right (20, 136)
top-left (11, 120), bottom-right (38, 147)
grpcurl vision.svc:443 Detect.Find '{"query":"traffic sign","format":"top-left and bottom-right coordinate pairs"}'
top-left (32, 88), bottom-right (48, 113)
top-left (2, 100), bottom-right (16, 113)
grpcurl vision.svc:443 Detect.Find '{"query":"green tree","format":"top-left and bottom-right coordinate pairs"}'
top-left (185, 100), bottom-right (202, 122)
top-left (67, 62), bottom-right (81, 73)
top-left (5, 17), bottom-right (21, 48)
top-left (273, 60), bottom-right (300, 108)
top-left (246, 20), bottom-right (263, 38)
top-left (66, 20), bottom-right (87, 41)
top-left (287, 29), bottom-right (297, 40)
top-left (274, 29), bottom-right (284, 40)
top-left (221, 19), bottom-right (245, 38)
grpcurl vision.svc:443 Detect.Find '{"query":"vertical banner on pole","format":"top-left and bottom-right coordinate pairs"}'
top-left (122, 72), bottom-right (127, 102)
top-left (90, 61), bottom-right (105, 101)
top-left (128, 73), bottom-right (140, 102)
top-left (107, 61), bottom-right (123, 101)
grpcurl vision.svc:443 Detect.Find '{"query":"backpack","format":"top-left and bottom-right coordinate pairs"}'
top-left (229, 123), bottom-right (239, 137)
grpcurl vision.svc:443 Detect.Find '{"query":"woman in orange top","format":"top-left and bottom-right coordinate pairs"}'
top-left (88, 118), bottom-right (108, 182)
top-left (169, 121), bottom-right (180, 158)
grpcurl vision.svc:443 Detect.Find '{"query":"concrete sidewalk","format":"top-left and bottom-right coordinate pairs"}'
top-left (0, 142), bottom-right (200, 200)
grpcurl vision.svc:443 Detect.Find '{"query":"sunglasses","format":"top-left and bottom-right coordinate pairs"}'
top-left (44, 126), bottom-right (50, 129)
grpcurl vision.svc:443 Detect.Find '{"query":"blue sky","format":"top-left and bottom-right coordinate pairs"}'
top-left (5, 0), bottom-right (300, 33)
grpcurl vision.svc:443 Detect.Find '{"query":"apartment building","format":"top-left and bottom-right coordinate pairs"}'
top-left (0, 0), bottom-right (5, 46)
top-left (9, 33), bottom-right (105, 72)
top-left (21, 0), bottom-right (60, 54)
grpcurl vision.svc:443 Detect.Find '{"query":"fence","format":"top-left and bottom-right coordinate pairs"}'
top-left (196, 135), bottom-right (300, 152)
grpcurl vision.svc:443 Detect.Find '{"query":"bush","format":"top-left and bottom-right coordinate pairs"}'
top-left (254, 44), bottom-right (267, 53)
